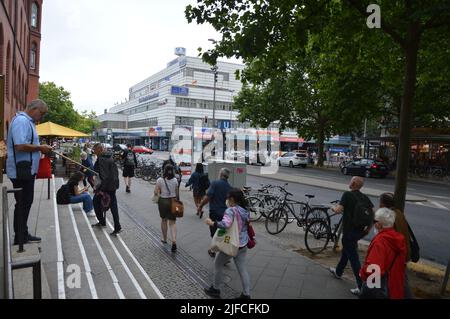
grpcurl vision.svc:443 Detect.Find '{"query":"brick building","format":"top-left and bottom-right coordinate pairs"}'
top-left (0, 0), bottom-right (43, 137)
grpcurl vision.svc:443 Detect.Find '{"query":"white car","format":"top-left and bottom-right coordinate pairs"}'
top-left (278, 151), bottom-right (308, 168)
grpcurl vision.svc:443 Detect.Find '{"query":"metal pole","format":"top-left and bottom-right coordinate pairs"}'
top-left (33, 261), bottom-right (42, 299)
top-left (212, 66), bottom-right (217, 129)
top-left (47, 178), bottom-right (51, 200)
top-left (0, 76), bottom-right (5, 184)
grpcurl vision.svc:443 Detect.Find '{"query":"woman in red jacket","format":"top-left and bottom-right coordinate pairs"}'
top-left (360, 207), bottom-right (407, 299)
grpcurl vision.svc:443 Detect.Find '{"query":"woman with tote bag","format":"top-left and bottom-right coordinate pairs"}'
top-left (204, 188), bottom-right (252, 299)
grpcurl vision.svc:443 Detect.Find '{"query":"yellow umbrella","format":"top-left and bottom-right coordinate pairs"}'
top-left (36, 122), bottom-right (89, 137)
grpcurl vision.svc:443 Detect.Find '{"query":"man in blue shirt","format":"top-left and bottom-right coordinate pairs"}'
top-left (6, 99), bottom-right (53, 244)
top-left (198, 168), bottom-right (232, 256)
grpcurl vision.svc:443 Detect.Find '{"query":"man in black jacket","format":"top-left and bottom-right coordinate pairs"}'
top-left (92, 143), bottom-right (122, 235)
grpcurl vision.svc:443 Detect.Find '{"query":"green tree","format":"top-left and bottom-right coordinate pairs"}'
top-left (186, 0), bottom-right (450, 210)
top-left (39, 82), bottom-right (80, 128)
top-left (39, 82), bottom-right (99, 135)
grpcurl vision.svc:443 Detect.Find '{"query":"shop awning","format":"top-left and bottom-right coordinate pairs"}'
top-left (36, 122), bottom-right (89, 137)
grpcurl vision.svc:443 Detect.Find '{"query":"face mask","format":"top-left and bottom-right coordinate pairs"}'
top-left (226, 200), bottom-right (231, 207)
top-left (373, 228), bottom-right (379, 235)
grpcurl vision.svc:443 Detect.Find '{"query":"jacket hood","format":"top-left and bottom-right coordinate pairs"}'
top-left (376, 228), bottom-right (407, 254)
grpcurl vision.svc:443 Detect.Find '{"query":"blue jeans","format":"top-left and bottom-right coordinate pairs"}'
top-left (336, 229), bottom-right (366, 289)
top-left (70, 192), bottom-right (93, 213)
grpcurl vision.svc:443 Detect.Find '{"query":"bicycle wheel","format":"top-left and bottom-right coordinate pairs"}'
top-left (265, 205), bottom-right (289, 235)
top-left (260, 195), bottom-right (278, 218)
top-left (247, 196), bottom-right (264, 222)
top-left (304, 219), bottom-right (330, 254)
top-left (305, 208), bottom-right (330, 227)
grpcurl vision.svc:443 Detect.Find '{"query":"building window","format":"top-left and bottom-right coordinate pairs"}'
top-left (31, 3), bottom-right (39, 28)
top-left (30, 43), bottom-right (37, 70)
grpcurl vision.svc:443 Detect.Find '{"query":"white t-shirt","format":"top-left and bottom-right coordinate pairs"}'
top-left (156, 177), bottom-right (178, 198)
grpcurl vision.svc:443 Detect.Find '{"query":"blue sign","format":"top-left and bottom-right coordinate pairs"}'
top-left (139, 92), bottom-right (159, 103)
top-left (171, 86), bottom-right (189, 96)
top-left (218, 120), bottom-right (231, 130)
top-left (330, 148), bottom-right (350, 153)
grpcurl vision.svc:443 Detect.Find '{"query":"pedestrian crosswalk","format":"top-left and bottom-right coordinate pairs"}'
top-left (41, 176), bottom-right (164, 299)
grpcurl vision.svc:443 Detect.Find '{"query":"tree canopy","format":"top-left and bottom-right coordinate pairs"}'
top-left (39, 82), bottom-right (99, 134)
top-left (186, 0), bottom-right (450, 209)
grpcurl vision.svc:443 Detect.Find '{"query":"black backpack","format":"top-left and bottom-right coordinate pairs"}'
top-left (124, 151), bottom-right (135, 167)
top-left (352, 192), bottom-right (374, 230)
top-left (56, 184), bottom-right (71, 205)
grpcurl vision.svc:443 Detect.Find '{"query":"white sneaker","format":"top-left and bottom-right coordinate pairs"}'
top-left (350, 288), bottom-right (361, 296)
top-left (329, 267), bottom-right (342, 279)
top-left (86, 211), bottom-right (96, 217)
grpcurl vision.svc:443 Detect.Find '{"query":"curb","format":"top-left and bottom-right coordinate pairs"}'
top-left (247, 171), bottom-right (427, 203)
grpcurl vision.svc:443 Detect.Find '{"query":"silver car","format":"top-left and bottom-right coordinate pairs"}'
top-left (278, 151), bottom-right (308, 168)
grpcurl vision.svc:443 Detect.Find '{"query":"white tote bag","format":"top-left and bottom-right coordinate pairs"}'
top-left (210, 212), bottom-right (240, 257)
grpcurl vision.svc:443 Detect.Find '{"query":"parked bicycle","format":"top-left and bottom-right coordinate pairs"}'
top-left (264, 187), bottom-right (331, 235)
top-left (304, 207), bottom-right (342, 254)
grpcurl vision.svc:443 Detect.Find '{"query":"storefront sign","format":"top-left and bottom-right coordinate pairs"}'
top-left (139, 92), bottom-right (159, 103)
top-left (171, 86), bottom-right (189, 96)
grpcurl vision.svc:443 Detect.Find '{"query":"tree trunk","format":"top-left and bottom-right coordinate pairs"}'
top-left (394, 25), bottom-right (421, 211)
top-left (317, 129), bottom-right (325, 167)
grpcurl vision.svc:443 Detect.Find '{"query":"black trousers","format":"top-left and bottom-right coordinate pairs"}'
top-left (10, 178), bottom-right (36, 237)
top-left (93, 191), bottom-right (121, 231)
top-left (209, 211), bottom-right (224, 237)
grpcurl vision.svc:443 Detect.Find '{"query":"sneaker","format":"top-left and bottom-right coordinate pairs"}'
top-left (235, 293), bottom-right (251, 300)
top-left (329, 267), bottom-right (342, 279)
top-left (86, 211), bottom-right (96, 217)
top-left (110, 229), bottom-right (122, 236)
top-left (204, 286), bottom-right (221, 298)
top-left (13, 237), bottom-right (29, 245)
top-left (350, 288), bottom-right (361, 296)
top-left (171, 243), bottom-right (177, 252)
top-left (27, 234), bottom-right (42, 243)
top-left (126, 186), bottom-right (130, 193)
top-left (199, 211), bottom-right (204, 219)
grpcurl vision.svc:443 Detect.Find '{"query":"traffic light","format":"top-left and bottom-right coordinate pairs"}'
top-left (204, 116), bottom-right (208, 124)
top-left (214, 73), bottom-right (218, 83)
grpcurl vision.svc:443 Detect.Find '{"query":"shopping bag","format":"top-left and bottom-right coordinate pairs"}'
top-left (37, 155), bottom-right (52, 179)
top-left (210, 214), bottom-right (240, 257)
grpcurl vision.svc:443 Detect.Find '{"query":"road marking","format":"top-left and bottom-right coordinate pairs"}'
top-left (429, 201), bottom-right (450, 211)
top-left (105, 219), bottom-right (165, 299)
top-left (52, 177), bottom-right (66, 299)
top-left (415, 202), bottom-right (425, 206)
top-left (100, 222), bottom-right (147, 299)
top-left (68, 205), bottom-right (98, 299)
top-left (78, 204), bottom-right (125, 299)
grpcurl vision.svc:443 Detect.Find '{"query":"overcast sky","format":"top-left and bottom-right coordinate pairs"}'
top-left (40, 0), bottom-right (241, 115)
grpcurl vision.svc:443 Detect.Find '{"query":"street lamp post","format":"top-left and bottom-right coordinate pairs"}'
top-left (211, 65), bottom-right (218, 129)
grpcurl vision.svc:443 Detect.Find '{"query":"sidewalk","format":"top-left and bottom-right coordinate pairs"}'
top-left (116, 177), bottom-right (357, 299)
top-left (246, 166), bottom-right (427, 202)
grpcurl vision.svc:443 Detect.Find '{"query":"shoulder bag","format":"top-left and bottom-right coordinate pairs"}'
top-left (164, 178), bottom-right (184, 218)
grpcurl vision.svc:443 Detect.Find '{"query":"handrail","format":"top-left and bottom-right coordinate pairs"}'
top-left (2, 186), bottom-right (13, 299)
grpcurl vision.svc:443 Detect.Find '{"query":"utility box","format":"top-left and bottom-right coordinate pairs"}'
top-left (205, 160), bottom-right (247, 189)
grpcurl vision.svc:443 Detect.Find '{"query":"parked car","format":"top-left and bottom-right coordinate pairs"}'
top-left (132, 145), bottom-right (154, 154)
top-left (278, 151), bottom-right (308, 168)
top-left (341, 159), bottom-right (389, 178)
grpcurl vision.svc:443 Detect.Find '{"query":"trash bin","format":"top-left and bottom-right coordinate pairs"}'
top-left (206, 160), bottom-right (247, 189)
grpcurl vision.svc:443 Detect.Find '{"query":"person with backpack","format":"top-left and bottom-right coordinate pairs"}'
top-left (379, 192), bottom-right (417, 298)
top-left (329, 176), bottom-right (374, 296)
top-left (185, 163), bottom-right (210, 218)
top-left (65, 171), bottom-right (96, 217)
top-left (122, 144), bottom-right (138, 193)
top-left (92, 143), bottom-right (122, 236)
top-left (359, 207), bottom-right (407, 299)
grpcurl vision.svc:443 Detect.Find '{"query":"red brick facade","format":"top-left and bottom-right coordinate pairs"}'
top-left (0, 0), bottom-right (43, 137)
